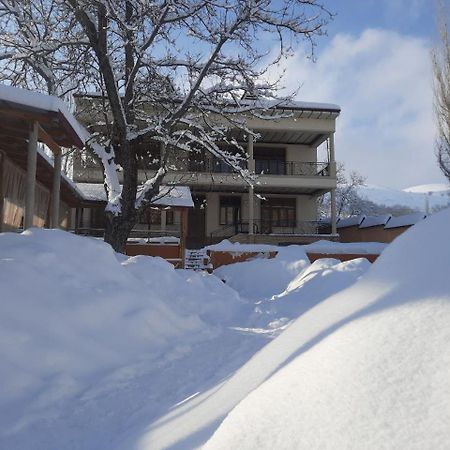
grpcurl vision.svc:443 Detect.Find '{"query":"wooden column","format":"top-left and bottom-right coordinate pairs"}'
top-left (24, 121), bottom-right (38, 229)
top-left (248, 133), bottom-right (255, 235)
top-left (180, 208), bottom-right (188, 268)
top-left (161, 209), bottom-right (167, 233)
top-left (0, 151), bottom-right (4, 232)
top-left (51, 151), bottom-right (62, 228)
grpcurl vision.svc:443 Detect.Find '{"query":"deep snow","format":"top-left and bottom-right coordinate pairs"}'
top-left (0, 229), bottom-right (369, 449)
top-left (205, 208), bottom-right (450, 450)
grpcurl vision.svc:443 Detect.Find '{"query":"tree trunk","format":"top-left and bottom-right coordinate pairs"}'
top-left (104, 211), bottom-right (136, 253)
top-left (103, 136), bottom-right (138, 254)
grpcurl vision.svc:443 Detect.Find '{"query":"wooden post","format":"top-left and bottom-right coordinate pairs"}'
top-left (75, 207), bottom-right (80, 233)
top-left (51, 151), bottom-right (62, 228)
top-left (161, 209), bottom-right (167, 233)
top-left (180, 208), bottom-right (188, 268)
top-left (0, 151), bottom-right (4, 232)
top-left (24, 121), bottom-right (38, 229)
top-left (248, 133), bottom-right (255, 236)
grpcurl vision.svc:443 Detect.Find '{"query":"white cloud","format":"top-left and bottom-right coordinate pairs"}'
top-left (267, 28), bottom-right (446, 189)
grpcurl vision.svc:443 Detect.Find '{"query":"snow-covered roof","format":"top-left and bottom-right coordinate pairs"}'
top-left (359, 215), bottom-right (392, 229)
top-left (76, 183), bottom-right (193, 208)
top-left (337, 215), bottom-right (366, 229)
top-left (238, 98), bottom-right (341, 113)
top-left (384, 213), bottom-right (426, 229)
top-left (152, 186), bottom-right (194, 208)
top-left (75, 92), bottom-right (341, 114)
top-left (0, 84), bottom-right (87, 147)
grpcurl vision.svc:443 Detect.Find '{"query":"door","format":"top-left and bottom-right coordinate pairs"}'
top-left (187, 195), bottom-right (206, 248)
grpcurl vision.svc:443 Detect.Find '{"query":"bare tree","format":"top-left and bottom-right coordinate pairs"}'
top-left (319, 163), bottom-right (366, 219)
top-left (0, 0), bottom-right (332, 252)
top-left (432, 2), bottom-right (450, 181)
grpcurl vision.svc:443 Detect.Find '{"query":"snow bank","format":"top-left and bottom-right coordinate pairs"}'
top-left (214, 246), bottom-right (310, 300)
top-left (303, 239), bottom-right (387, 255)
top-left (0, 229), bottom-right (245, 445)
top-left (140, 251), bottom-right (370, 449)
top-left (205, 208), bottom-right (450, 450)
top-left (256, 258), bottom-right (370, 323)
top-left (205, 239), bottom-right (278, 252)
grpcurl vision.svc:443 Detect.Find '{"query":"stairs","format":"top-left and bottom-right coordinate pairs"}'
top-left (184, 248), bottom-right (212, 270)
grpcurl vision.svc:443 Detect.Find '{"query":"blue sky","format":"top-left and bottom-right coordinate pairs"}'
top-left (278, 0), bottom-right (447, 189)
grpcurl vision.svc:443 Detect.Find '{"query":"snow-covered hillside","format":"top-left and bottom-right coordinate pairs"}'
top-left (205, 208), bottom-right (450, 450)
top-left (357, 183), bottom-right (450, 211)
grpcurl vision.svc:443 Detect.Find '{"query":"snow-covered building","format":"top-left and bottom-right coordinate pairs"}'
top-left (73, 98), bottom-right (341, 248)
top-left (0, 85), bottom-right (86, 232)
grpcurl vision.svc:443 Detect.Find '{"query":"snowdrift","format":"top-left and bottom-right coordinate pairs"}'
top-left (139, 254), bottom-right (369, 449)
top-left (205, 209), bottom-right (450, 450)
top-left (0, 229), bottom-right (244, 446)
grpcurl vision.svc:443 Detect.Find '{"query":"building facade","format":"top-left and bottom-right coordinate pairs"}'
top-left (73, 100), bottom-right (340, 248)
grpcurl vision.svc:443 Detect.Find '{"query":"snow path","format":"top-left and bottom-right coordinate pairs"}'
top-left (0, 231), bottom-right (369, 449)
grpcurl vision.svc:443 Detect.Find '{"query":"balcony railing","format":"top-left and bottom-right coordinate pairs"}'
top-left (210, 219), bottom-right (330, 239)
top-left (188, 159), bottom-right (329, 176)
top-left (255, 160), bottom-right (329, 176)
top-left (75, 158), bottom-right (330, 179)
top-left (73, 227), bottom-right (181, 243)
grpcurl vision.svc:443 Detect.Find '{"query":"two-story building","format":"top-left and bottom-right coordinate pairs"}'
top-left (73, 98), bottom-right (340, 249)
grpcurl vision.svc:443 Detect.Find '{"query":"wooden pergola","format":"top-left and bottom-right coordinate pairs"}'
top-left (0, 85), bottom-right (85, 230)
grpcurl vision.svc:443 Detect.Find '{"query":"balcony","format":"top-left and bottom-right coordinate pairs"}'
top-left (210, 219), bottom-right (331, 240)
top-left (188, 158), bottom-right (330, 176)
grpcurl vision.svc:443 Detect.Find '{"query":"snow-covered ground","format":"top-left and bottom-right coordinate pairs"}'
top-left (205, 208), bottom-right (450, 450)
top-left (1, 208), bottom-right (449, 449)
top-left (0, 230), bottom-right (368, 449)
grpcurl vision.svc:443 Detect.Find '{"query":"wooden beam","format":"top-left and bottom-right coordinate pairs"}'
top-left (24, 121), bottom-right (38, 229)
top-left (38, 125), bottom-right (61, 154)
top-left (0, 151), bottom-right (4, 232)
top-left (51, 151), bottom-right (62, 228)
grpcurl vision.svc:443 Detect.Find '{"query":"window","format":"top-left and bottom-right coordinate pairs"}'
top-left (254, 147), bottom-right (286, 175)
top-left (219, 196), bottom-right (241, 225)
top-left (261, 198), bottom-right (296, 228)
top-left (139, 208), bottom-right (174, 225)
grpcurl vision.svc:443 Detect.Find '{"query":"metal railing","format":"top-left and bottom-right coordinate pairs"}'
top-left (210, 219), bottom-right (330, 239)
top-left (189, 159), bottom-right (329, 176)
top-left (74, 159), bottom-right (330, 181)
top-left (255, 160), bottom-right (329, 177)
top-left (73, 227), bottom-right (181, 243)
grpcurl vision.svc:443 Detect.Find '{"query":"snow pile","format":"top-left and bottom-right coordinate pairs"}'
top-left (214, 245), bottom-right (310, 300)
top-left (0, 229), bottom-right (245, 445)
top-left (205, 208), bottom-right (450, 450)
top-left (139, 251), bottom-right (370, 449)
top-left (303, 239), bottom-right (387, 254)
top-left (205, 239), bottom-right (278, 252)
top-left (256, 258), bottom-right (371, 322)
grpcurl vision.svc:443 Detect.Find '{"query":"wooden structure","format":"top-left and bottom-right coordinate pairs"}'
top-left (0, 85), bottom-right (85, 231)
top-left (125, 206), bottom-right (190, 268)
top-left (74, 183), bottom-right (194, 267)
